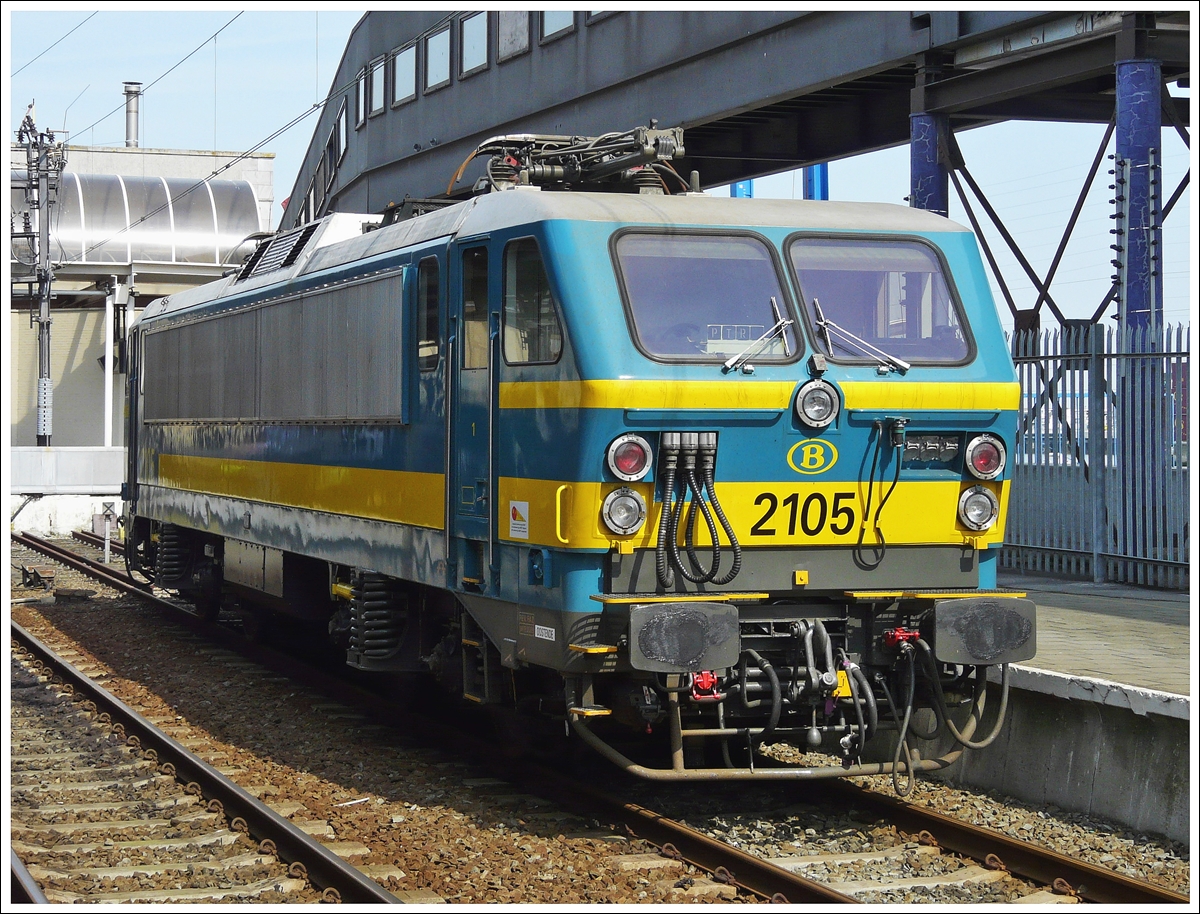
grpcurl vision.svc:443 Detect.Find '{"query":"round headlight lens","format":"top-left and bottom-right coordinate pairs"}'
top-left (606, 434), bottom-right (653, 482)
top-left (796, 379), bottom-right (839, 429)
top-left (602, 487), bottom-right (646, 536)
top-left (965, 434), bottom-right (1006, 480)
top-left (958, 486), bottom-right (999, 531)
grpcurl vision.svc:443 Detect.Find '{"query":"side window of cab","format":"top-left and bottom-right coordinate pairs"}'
top-left (502, 237), bottom-right (563, 364)
top-left (417, 256), bottom-right (440, 371)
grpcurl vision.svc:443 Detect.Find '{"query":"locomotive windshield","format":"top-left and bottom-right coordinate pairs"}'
top-left (787, 237), bottom-right (971, 364)
top-left (614, 232), bottom-right (800, 362)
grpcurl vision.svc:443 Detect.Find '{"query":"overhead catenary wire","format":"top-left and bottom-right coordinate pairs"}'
top-left (71, 12), bottom-right (245, 141)
top-left (12, 11), bottom-right (98, 77)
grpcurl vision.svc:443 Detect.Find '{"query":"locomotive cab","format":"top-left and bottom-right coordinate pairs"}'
top-left (124, 127), bottom-right (1034, 787)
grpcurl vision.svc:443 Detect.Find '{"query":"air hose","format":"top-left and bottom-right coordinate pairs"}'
top-left (735, 649), bottom-right (781, 744)
top-left (838, 647), bottom-right (878, 740)
top-left (855, 419), bottom-right (904, 570)
top-left (916, 638), bottom-right (1011, 750)
top-left (876, 646), bottom-right (918, 797)
top-left (655, 432), bottom-right (742, 588)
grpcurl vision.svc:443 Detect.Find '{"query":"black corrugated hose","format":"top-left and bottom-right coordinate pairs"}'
top-left (655, 432), bottom-right (742, 588)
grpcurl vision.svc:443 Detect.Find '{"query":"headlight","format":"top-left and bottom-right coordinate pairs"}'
top-left (958, 486), bottom-right (999, 531)
top-left (606, 433), bottom-right (653, 482)
top-left (795, 379), bottom-right (839, 429)
top-left (602, 487), bottom-right (646, 536)
top-left (965, 434), bottom-right (1006, 480)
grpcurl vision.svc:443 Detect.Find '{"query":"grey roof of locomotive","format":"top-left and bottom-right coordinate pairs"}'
top-left (137, 191), bottom-right (970, 325)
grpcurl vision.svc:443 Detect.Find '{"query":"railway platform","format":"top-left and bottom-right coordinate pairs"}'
top-left (999, 569), bottom-right (1191, 698)
top-left (921, 570), bottom-right (1192, 845)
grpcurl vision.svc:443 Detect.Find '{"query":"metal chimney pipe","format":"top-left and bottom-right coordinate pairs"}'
top-left (123, 82), bottom-right (141, 147)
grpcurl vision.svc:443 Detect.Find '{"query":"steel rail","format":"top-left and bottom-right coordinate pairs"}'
top-left (71, 528), bottom-right (126, 554)
top-left (823, 781), bottom-right (1189, 905)
top-left (10, 621), bottom-right (401, 905)
top-left (15, 531), bottom-right (147, 592)
top-left (516, 768), bottom-right (858, 904)
top-left (11, 850), bottom-right (50, 905)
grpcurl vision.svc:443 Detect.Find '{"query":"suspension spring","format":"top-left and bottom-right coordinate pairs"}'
top-left (154, 524), bottom-right (188, 588)
top-left (348, 572), bottom-right (407, 659)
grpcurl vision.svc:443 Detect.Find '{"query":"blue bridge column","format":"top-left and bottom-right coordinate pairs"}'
top-left (910, 113), bottom-right (949, 216)
top-left (802, 163), bottom-right (828, 200)
top-left (1115, 58), bottom-right (1164, 337)
top-left (1114, 56), bottom-right (1164, 585)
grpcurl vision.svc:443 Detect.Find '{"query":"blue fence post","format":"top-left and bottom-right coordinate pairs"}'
top-left (909, 112), bottom-right (948, 216)
top-left (802, 163), bottom-right (828, 200)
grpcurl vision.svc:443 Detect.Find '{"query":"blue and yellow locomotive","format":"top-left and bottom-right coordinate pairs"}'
top-left (125, 127), bottom-right (1035, 782)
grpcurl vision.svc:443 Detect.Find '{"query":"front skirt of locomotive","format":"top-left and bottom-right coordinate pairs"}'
top-left (623, 597), bottom-right (1034, 673)
top-left (564, 592), bottom-right (1036, 781)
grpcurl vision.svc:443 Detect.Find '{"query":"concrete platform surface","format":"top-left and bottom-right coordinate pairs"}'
top-left (997, 570), bottom-right (1191, 697)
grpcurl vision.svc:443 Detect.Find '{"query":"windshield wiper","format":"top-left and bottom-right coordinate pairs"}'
top-left (811, 297), bottom-right (911, 374)
top-left (723, 297), bottom-right (793, 374)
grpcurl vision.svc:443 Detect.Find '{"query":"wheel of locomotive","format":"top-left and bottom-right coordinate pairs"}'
top-left (239, 604), bottom-right (274, 643)
top-left (193, 591), bottom-right (222, 624)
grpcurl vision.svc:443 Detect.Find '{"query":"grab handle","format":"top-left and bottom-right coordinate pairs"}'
top-left (555, 485), bottom-right (571, 545)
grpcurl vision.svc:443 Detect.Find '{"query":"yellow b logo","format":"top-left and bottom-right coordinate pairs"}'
top-left (787, 439), bottom-right (837, 474)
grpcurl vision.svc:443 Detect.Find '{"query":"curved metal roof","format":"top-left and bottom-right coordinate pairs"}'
top-left (11, 171), bottom-right (260, 267)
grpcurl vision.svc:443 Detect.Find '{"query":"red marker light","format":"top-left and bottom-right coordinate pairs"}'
top-left (613, 440), bottom-right (648, 477)
top-left (607, 434), bottom-right (653, 482)
top-left (965, 435), bottom-right (1006, 480)
top-left (970, 442), bottom-right (1001, 476)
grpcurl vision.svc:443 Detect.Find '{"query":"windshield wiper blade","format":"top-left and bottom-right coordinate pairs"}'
top-left (770, 295), bottom-right (792, 358)
top-left (811, 297), bottom-right (911, 374)
top-left (723, 297), bottom-right (793, 373)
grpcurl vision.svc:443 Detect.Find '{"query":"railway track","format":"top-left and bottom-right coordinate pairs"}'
top-left (71, 528), bottom-right (125, 555)
top-left (12, 531), bottom-right (1190, 905)
top-left (9, 621), bottom-right (400, 904)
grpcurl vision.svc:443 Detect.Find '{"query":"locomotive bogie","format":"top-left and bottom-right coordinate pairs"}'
top-left (125, 180), bottom-right (1034, 781)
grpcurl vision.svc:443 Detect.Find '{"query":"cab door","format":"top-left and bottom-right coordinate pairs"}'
top-left (448, 242), bottom-right (497, 582)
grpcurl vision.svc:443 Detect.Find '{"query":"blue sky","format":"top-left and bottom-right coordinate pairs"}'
top-left (6, 7), bottom-right (1194, 330)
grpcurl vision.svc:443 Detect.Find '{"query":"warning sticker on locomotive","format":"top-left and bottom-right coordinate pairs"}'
top-left (535, 624), bottom-right (556, 642)
top-left (509, 501), bottom-right (529, 539)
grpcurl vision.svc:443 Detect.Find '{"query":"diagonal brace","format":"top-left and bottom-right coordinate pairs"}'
top-left (948, 133), bottom-right (1068, 326)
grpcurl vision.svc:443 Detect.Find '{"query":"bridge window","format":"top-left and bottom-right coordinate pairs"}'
top-left (614, 232), bottom-right (800, 364)
top-left (418, 257), bottom-right (441, 372)
top-left (355, 69), bottom-right (366, 126)
top-left (426, 27), bottom-right (451, 91)
top-left (787, 236), bottom-right (972, 364)
top-left (369, 57), bottom-right (386, 115)
top-left (498, 11), bottom-right (529, 61)
top-left (323, 130), bottom-right (337, 190)
top-left (336, 101), bottom-right (347, 162)
top-left (503, 238), bottom-right (563, 365)
top-left (460, 13), bottom-right (488, 77)
top-left (542, 11), bottom-right (575, 41)
top-left (392, 45), bottom-right (416, 105)
top-left (314, 157), bottom-right (327, 206)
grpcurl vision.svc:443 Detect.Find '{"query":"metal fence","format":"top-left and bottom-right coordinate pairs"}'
top-left (1001, 324), bottom-right (1189, 590)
